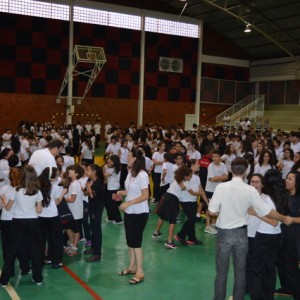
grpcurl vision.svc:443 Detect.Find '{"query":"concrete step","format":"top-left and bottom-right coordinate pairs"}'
top-left (266, 122), bottom-right (300, 131)
top-left (264, 111), bottom-right (300, 117)
top-left (265, 116), bottom-right (300, 123)
top-left (265, 105), bottom-right (300, 111)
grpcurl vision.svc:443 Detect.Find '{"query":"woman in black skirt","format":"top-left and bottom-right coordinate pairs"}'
top-left (153, 166), bottom-right (193, 249)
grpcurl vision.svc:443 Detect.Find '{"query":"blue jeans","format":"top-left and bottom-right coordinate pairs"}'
top-left (214, 228), bottom-right (248, 300)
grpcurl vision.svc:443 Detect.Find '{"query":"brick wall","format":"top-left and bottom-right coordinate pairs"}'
top-left (0, 93), bottom-right (229, 131)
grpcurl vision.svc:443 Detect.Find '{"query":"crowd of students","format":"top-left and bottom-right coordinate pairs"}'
top-left (0, 120), bottom-right (300, 295)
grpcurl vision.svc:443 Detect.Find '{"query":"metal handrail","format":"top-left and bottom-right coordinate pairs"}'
top-left (216, 95), bottom-right (265, 126)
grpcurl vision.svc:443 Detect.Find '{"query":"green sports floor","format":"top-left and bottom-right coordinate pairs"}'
top-left (0, 150), bottom-right (292, 299)
top-left (0, 210), bottom-right (292, 300)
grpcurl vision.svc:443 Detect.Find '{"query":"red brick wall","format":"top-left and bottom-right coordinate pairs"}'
top-left (0, 93), bottom-right (229, 131)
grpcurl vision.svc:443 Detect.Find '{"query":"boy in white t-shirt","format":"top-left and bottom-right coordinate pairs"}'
top-left (205, 150), bottom-right (228, 234)
top-left (65, 165), bottom-right (84, 256)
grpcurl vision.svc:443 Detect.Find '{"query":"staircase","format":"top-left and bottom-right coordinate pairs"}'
top-left (264, 105), bottom-right (300, 131)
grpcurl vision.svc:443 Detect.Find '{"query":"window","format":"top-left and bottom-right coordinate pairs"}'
top-left (0, 0), bottom-right (198, 38)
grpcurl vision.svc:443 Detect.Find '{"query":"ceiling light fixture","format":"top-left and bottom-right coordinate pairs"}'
top-left (244, 23), bottom-right (251, 33)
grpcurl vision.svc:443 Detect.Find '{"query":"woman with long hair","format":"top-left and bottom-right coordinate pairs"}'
top-left (117, 148), bottom-right (149, 285)
top-left (247, 169), bottom-right (289, 300)
top-left (0, 165), bottom-right (43, 286)
top-left (275, 171), bottom-right (300, 298)
top-left (83, 164), bottom-right (105, 262)
top-left (254, 149), bottom-right (275, 176)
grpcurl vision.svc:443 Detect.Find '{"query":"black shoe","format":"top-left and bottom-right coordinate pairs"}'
top-left (86, 255), bottom-right (101, 262)
top-left (84, 248), bottom-right (94, 255)
top-left (174, 235), bottom-right (188, 246)
top-left (274, 287), bottom-right (292, 296)
top-left (187, 239), bottom-right (203, 245)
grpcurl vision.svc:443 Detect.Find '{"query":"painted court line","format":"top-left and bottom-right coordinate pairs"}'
top-left (0, 270), bottom-right (21, 300)
top-left (63, 265), bottom-right (103, 300)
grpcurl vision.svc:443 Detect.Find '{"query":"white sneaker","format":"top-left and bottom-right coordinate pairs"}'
top-left (113, 221), bottom-right (123, 225)
top-left (204, 226), bottom-right (218, 235)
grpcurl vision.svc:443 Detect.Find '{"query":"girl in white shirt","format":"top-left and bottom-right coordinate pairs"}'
top-left (0, 165), bottom-right (43, 286)
top-left (0, 168), bottom-right (21, 275)
top-left (247, 170), bottom-right (289, 300)
top-left (38, 167), bottom-right (63, 268)
top-left (0, 148), bottom-right (13, 189)
top-left (104, 155), bottom-right (122, 224)
top-left (117, 149), bottom-right (149, 285)
top-left (221, 144), bottom-right (236, 175)
top-left (65, 165), bottom-right (84, 256)
top-left (153, 166), bottom-right (193, 249)
top-left (151, 143), bottom-right (166, 203)
top-left (176, 160), bottom-right (208, 245)
top-left (277, 148), bottom-right (295, 180)
top-left (254, 149), bottom-right (275, 176)
top-left (80, 138), bottom-right (94, 165)
top-left (159, 153), bottom-right (174, 201)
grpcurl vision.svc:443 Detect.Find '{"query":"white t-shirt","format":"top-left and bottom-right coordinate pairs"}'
top-left (20, 139), bottom-right (30, 160)
top-left (254, 164), bottom-right (273, 176)
top-left (106, 143), bottom-right (121, 155)
top-left (221, 154), bottom-right (236, 173)
top-left (13, 188), bottom-right (43, 219)
top-left (257, 193), bottom-right (281, 234)
top-left (205, 162), bottom-right (228, 193)
top-left (66, 180), bottom-right (83, 220)
top-left (291, 142), bottom-right (300, 154)
top-left (81, 145), bottom-right (94, 160)
top-left (187, 150), bottom-right (201, 160)
top-left (79, 176), bottom-right (89, 203)
top-left (119, 147), bottom-right (129, 164)
top-left (39, 182), bottom-right (59, 218)
top-left (167, 180), bottom-right (183, 198)
top-left (209, 177), bottom-right (272, 229)
top-left (94, 124), bottom-right (101, 135)
top-left (2, 133), bottom-right (12, 147)
top-left (145, 156), bottom-right (153, 172)
top-left (0, 185), bottom-right (16, 221)
top-left (152, 151), bottom-right (165, 173)
top-left (28, 148), bottom-right (57, 176)
top-left (107, 168), bottom-right (120, 191)
top-left (63, 155), bottom-right (75, 171)
top-left (0, 159), bottom-right (10, 188)
top-left (125, 170), bottom-right (149, 214)
top-left (281, 160), bottom-right (295, 179)
top-left (180, 174), bottom-right (199, 202)
top-left (161, 162), bottom-right (174, 186)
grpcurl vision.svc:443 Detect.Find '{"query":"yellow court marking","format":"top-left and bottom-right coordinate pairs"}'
top-left (0, 270), bottom-right (21, 300)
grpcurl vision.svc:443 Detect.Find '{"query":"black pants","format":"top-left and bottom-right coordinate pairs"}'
top-left (82, 201), bottom-right (91, 240)
top-left (120, 164), bottom-right (128, 190)
top-left (106, 190), bottom-right (122, 222)
top-left (0, 218), bottom-right (43, 285)
top-left (152, 172), bottom-right (162, 203)
top-left (90, 209), bottom-right (103, 256)
top-left (246, 236), bottom-right (255, 293)
top-left (177, 202), bottom-right (197, 241)
top-left (95, 134), bottom-right (100, 147)
top-left (281, 235), bottom-right (300, 299)
top-left (248, 232), bottom-right (281, 300)
top-left (39, 216), bottom-right (63, 265)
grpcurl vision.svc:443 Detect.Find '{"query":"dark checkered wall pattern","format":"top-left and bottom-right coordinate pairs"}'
top-left (0, 12), bottom-right (251, 103)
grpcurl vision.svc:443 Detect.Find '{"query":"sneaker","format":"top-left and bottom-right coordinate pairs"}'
top-left (174, 235), bottom-right (188, 246)
top-left (106, 218), bottom-right (114, 223)
top-left (187, 239), bottom-right (203, 245)
top-left (67, 247), bottom-right (78, 257)
top-left (78, 238), bottom-right (86, 244)
top-left (204, 226), bottom-right (218, 235)
top-left (85, 240), bottom-right (92, 247)
top-left (274, 287), bottom-right (293, 296)
top-left (113, 221), bottom-right (123, 225)
top-left (21, 268), bottom-right (32, 275)
top-left (164, 241), bottom-right (177, 249)
top-left (32, 279), bottom-right (43, 286)
top-left (152, 232), bottom-right (162, 239)
top-left (176, 217), bottom-right (181, 223)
